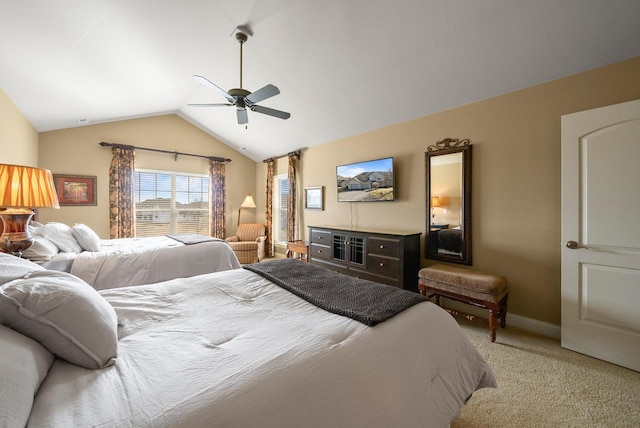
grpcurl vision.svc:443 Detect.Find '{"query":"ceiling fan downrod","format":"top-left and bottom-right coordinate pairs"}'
top-left (236, 32), bottom-right (248, 89)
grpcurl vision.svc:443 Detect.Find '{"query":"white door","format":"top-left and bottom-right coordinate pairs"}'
top-left (561, 99), bottom-right (640, 372)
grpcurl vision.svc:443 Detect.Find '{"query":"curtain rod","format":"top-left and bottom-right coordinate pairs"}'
top-left (99, 142), bottom-right (231, 163)
top-left (262, 149), bottom-right (301, 163)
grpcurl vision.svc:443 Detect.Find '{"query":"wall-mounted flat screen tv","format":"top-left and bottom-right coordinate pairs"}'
top-left (336, 157), bottom-right (395, 202)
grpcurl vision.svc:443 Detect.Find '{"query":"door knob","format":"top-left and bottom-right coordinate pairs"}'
top-left (566, 241), bottom-right (580, 249)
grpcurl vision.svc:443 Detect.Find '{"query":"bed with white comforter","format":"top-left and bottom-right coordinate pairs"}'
top-left (23, 222), bottom-right (241, 288)
top-left (0, 256), bottom-right (496, 428)
top-left (66, 237), bottom-right (241, 290)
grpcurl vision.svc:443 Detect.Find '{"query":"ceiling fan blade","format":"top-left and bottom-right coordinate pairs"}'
top-left (192, 75), bottom-right (235, 104)
top-left (251, 105), bottom-right (291, 120)
top-left (245, 84), bottom-right (280, 104)
top-left (237, 107), bottom-right (248, 124)
top-left (187, 103), bottom-right (233, 107)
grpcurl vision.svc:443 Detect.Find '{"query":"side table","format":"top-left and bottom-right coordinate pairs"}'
top-left (286, 240), bottom-right (309, 262)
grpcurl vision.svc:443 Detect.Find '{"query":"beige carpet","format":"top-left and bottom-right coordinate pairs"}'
top-left (451, 316), bottom-right (640, 427)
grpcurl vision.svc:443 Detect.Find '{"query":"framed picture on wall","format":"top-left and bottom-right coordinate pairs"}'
top-left (305, 186), bottom-right (323, 210)
top-left (53, 174), bottom-right (97, 206)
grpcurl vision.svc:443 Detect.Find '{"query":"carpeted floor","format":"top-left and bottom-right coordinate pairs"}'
top-left (451, 316), bottom-right (640, 427)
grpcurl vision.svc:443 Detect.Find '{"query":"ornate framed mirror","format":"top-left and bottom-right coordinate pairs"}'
top-left (425, 138), bottom-right (472, 265)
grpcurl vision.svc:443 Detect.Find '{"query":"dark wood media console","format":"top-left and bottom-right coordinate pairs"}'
top-left (308, 226), bottom-right (421, 293)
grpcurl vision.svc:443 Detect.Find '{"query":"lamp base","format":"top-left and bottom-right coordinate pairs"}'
top-left (0, 209), bottom-right (35, 257)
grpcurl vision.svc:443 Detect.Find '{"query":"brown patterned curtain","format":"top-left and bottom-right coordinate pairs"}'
top-left (208, 159), bottom-right (226, 238)
top-left (264, 160), bottom-right (274, 257)
top-left (287, 154), bottom-right (297, 242)
top-left (109, 146), bottom-right (136, 239)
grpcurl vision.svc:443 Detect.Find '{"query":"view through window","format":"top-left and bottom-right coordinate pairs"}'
top-left (135, 170), bottom-right (209, 237)
top-left (274, 174), bottom-right (288, 244)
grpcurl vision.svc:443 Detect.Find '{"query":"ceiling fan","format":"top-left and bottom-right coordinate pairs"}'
top-left (189, 31), bottom-right (290, 125)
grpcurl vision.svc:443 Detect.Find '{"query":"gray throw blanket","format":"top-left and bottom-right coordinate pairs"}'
top-left (166, 234), bottom-right (224, 245)
top-left (244, 258), bottom-right (425, 326)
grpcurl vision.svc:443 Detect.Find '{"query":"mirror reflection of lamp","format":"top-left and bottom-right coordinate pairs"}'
top-left (237, 193), bottom-right (256, 225)
top-left (0, 164), bottom-right (60, 257)
top-left (431, 196), bottom-right (442, 224)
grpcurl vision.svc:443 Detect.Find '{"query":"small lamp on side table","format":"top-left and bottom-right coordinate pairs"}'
top-left (0, 164), bottom-right (60, 257)
top-left (237, 193), bottom-right (256, 225)
top-left (431, 196), bottom-right (442, 224)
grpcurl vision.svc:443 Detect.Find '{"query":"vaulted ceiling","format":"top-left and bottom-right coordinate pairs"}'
top-left (1, 1), bottom-right (639, 161)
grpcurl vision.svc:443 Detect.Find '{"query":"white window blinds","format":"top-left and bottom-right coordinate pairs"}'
top-left (135, 170), bottom-right (209, 237)
top-left (274, 174), bottom-right (289, 244)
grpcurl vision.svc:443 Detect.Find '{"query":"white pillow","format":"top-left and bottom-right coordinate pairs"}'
top-left (28, 221), bottom-right (46, 237)
top-left (0, 270), bottom-right (118, 369)
top-left (0, 253), bottom-right (45, 286)
top-left (72, 223), bottom-right (101, 252)
top-left (41, 222), bottom-right (83, 253)
top-left (21, 236), bottom-right (60, 261)
top-left (0, 324), bottom-right (54, 428)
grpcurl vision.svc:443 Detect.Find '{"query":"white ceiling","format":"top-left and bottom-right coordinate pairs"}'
top-left (1, 1), bottom-right (639, 161)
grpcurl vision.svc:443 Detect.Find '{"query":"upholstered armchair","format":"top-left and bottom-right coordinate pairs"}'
top-left (225, 223), bottom-right (267, 264)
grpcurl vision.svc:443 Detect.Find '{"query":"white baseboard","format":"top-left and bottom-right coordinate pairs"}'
top-left (507, 313), bottom-right (561, 340)
top-left (441, 298), bottom-right (561, 340)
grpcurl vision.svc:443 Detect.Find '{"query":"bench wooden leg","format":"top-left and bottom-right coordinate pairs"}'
top-left (500, 293), bottom-right (508, 328)
top-left (489, 308), bottom-right (499, 342)
top-left (485, 301), bottom-right (500, 342)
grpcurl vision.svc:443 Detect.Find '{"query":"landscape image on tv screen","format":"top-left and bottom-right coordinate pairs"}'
top-left (336, 157), bottom-right (394, 202)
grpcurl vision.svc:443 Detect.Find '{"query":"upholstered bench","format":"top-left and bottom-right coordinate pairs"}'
top-left (418, 264), bottom-right (508, 342)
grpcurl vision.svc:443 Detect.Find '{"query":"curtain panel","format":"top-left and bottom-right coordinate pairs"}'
top-left (108, 146), bottom-right (135, 239)
top-left (287, 154), bottom-right (297, 242)
top-left (208, 159), bottom-right (226, 239)
top-left (264, 160), bottom-right (274, 257)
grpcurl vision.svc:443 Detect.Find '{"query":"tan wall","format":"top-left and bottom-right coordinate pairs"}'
top-left (38, 114), bottom-right (256, 238)
top-left (0, 87), bottom-right (38, 165)
top-left (257, 56), bottom-right (640, 325)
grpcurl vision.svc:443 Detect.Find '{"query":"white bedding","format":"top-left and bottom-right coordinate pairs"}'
top-left (49, 235), bottom-right (185, 260)
top-left (69, 240), bottom-right (241, 290)
top-left (27, 268), bottom-right (496, 428)
top-left (46, 236), bottom-right (241, 290)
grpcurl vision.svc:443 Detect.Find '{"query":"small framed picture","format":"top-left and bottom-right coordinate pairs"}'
top-left (305, 186), bottom-right (323, 210)
top-left (53, 175), bottom-right (97, 206)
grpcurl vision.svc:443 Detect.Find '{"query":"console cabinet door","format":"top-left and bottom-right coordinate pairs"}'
top-left (332, 232), bottom-right (365, 268)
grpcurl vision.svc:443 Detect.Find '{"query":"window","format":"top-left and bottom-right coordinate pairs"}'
top-left (135, 170), bottom-right (209, 237)
top-left (273, 174), bottom-right (288, 244)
